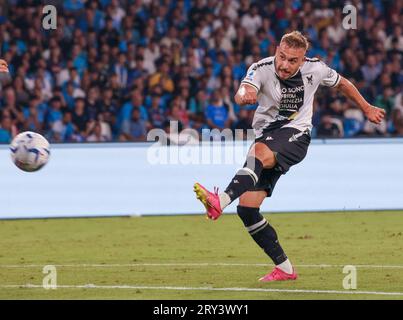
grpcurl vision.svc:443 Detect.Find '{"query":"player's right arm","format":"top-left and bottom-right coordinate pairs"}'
top-left (0, 59), bottom-right (9, 73)
top-left (235, 61), bottom-right (265, 106)
top-left (234, 83), bottom-right (258, 106)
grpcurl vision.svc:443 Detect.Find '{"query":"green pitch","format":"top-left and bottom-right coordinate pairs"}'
top-left (0, 211), bottom-right (402, 300)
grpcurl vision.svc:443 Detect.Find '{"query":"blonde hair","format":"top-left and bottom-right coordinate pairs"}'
top-left (280, 31), bottom-right (309, 51)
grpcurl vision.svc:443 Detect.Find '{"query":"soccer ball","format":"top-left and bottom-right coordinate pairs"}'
top-left (10, 131), bottom-right (50, 172)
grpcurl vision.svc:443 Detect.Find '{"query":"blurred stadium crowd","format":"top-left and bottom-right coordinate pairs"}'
top-left (0, 0), bottom-right (401, 143)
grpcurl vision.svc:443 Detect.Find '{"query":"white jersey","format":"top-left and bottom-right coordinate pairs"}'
top-left (241, 56), bottom-right (341, 136)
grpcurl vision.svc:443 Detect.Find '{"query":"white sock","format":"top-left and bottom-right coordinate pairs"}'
top-left (218, 192), bottom-right (231, 210)
top-left (276, 259), bottom-right (293, 274)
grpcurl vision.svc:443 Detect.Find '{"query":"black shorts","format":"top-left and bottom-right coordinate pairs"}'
top-left (250, 127), bottom-right (311, 197)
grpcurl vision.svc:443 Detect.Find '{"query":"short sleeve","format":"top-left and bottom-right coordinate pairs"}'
top-left (241, 63), bottom-right (263, 92)
top-left (319, 62), bottom-right (341, 87)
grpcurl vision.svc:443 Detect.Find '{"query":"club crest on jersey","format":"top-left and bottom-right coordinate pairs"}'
top-left (245, 71), bottom-right (254, 80)
top-left (306, 75), bottom-right (313, 85)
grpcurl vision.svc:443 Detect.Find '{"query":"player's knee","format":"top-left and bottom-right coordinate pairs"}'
top-left (239, 191), bottom-right (265, 207)
top-left (249, 143), bottom-right (276, 168)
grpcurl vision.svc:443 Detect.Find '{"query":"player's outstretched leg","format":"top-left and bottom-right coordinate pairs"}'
top-left (238, 192), bottom-right (297, 282)
top-left (193, 183), bottom-right (223, 220)
top-left (194, 143), bottom-right (274, 220)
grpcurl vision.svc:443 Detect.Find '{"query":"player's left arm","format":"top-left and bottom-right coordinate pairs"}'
top-left (335, 76), bottom-right (386, 124)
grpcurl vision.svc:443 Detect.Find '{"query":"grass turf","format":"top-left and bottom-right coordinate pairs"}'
top-left (0, 211), bottom-right (402, 299)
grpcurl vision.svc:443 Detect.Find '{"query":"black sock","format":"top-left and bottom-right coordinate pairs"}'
top-left (224, 157), bottom-right (263, 202)
top-left (237, 205), bottom-right (288, 265)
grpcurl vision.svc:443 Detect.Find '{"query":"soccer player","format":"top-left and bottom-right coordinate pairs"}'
top-left (194, 31), bottom-right (385, 282)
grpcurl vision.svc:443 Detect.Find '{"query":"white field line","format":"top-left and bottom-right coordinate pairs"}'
top-left (0, 263), bottom-right (403, 269)
top-left (0, 284), bottom-right (403, 296)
